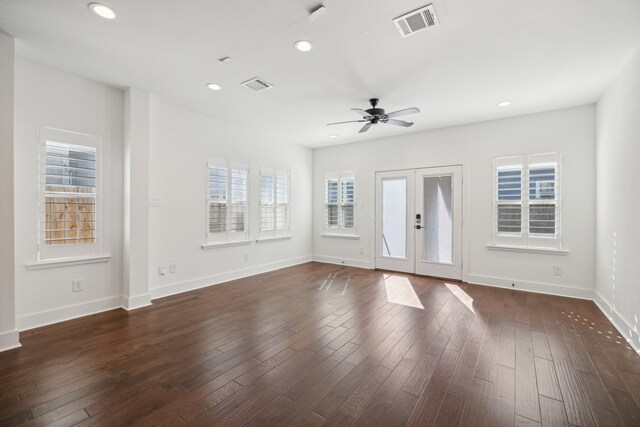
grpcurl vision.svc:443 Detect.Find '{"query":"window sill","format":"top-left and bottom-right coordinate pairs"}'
top-left (201, 240), bottom-right (252, 250)
top-left (256, 236), bottom-right (293, 243)
top-left (321, 233), bottom-right (360, 240)
top-left (26, 255), bottom-right (111, 270)
top-left (486, 244), bottom-right (568, 255)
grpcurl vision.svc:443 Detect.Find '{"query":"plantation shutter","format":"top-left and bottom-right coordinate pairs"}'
top-left (494, 156), bottom-right (524, 246)
top-left (493, 153), bottom-right (561, 249)
top-left (259, 168), bottom-right (275, 237)
top-left (208, 159), bottom-right (227, 236)
top-left (275, 170), bottom-right (290, 235)
top-left (324, 172), bottom-right (356, 234)
top-left (207, 159), bottom-right (249, 243)
top-left (39, 128), bottom-right (103, 261)
top-left (528, 153), bottom-right (559, 239)
top-left (325, 175), bottom-right (339, 228)
top-left (230, 161), bottom-right (249, 238)
top-left (340, 177), bottom-right (355, 229)
top-left (44, 141), bottom-right (98, 246)
top-left (260, 167), bottom-right (290, 239)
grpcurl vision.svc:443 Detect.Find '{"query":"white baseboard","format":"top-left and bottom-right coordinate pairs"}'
top-left (593, 291), bottom-right (640, 355)
top-left (121, 293), bottom-right (152, 311)
top-left (0, 330), bottom-right (21, 352)
top-left (312, 255), bottom-right (373, 270)
top-left (17, 296), bottom-right (122, 331)
top-left (150, 255), bottom-right (313, 300)
top-left (465, 273), bottom-right (594, 300)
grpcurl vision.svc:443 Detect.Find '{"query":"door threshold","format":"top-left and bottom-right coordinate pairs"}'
top-left (373, 268), bottom-right (464, 283)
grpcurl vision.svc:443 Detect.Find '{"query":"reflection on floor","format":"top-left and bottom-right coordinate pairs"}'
top-left (384, 274), bottom-right (425, 309)
top-left (445, 282), bottom-right (476, 315)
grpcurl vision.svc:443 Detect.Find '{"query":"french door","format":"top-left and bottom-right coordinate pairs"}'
top-left (375, 165), bottom-right (462, 280)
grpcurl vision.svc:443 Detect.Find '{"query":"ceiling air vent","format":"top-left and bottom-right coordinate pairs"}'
top-left (393, 4), bottom-right (439, 38)
top-left (241, 77), bottom-right (273, 92)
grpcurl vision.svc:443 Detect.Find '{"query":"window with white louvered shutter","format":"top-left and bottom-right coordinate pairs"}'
top-left (493, 153), bottom-right (561, 249)
top-left (206, 158), bottom-right (249, 244)
top-left (260, 167), bottom-right (290, 239)
top-left (39, 128), bottom-right (104, 261)
top-left (324, 172), bottom-right (357, 235)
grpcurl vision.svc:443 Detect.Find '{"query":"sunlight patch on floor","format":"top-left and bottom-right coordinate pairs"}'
top-left (384, 275), bottom-right (424, 309)
top-left (445, 283), bottom-right (475, 314)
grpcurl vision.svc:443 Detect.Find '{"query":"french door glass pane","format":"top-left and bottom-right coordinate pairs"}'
top-left (381, 178), bottom-right (407, 258)
top-left (423, 175), bottom-right (453, 263)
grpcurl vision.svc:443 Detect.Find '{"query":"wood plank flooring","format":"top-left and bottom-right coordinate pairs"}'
top-left (1, 262), bottom-right (640, 426)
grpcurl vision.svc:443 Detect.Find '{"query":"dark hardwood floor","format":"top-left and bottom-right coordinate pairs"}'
top-left (1, 262), bottom-right (640, 426)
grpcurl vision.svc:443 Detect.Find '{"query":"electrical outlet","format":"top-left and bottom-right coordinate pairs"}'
top-left (359, 247), bottom-right (364, 254)
top-left (159, 266), bottom-right (168, 276)
top-left (72, 279), bottom-right (82, 292)
top-left (170, 264), bottom-right (177, 273)
top-left (244, 253), bottom-right (249, 261)
top-left (553, 265), bottom-right (563, 276)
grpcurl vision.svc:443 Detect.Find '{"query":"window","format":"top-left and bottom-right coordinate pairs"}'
top-left (259, 167), bottom-right (290, 239)
top-left (206, 158), bottom-right (249, 244)
top-left (493, 153), bottom-right (560, 248)
top-left (324, 172), bottom-right (356, 235)
top-left (39, 128), bottom-right (103, 260)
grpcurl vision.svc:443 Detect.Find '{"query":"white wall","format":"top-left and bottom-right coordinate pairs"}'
top-left (0, 32), bottom-right (19, 351)
top-left (147, 97), bottom-right (313, 298)
top-left (595, 46), bottom-right (640, 352)
top-left (122, 88), bottom-right (152, 309)
top-left (14, 59), bottom-right (125, 329)
top-left (313, 105), bottom-right (596, 298)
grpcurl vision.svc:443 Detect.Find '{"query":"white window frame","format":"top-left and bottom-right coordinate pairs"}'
top-left (38, 127), bottom-right (104, 261)
top-left (259, 167), bottom-right (290, 239)
top-left (323, 172), bottom-right (357, 236)
top-left (492, 152), bottom-right (561, 249)
top-left (205, 158), bottom-right (250, 245)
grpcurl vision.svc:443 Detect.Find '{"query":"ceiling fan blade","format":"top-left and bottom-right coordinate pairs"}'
top-left (326, 120), bottom-right (367, 126)
top-left (351, 108), bottom-right (370, 117)
top-left (359, 123), bottom-right (372, 133)
top-left (385, 107), bottom-right (420, 119)
top-left (383, 119), bottom-right (414, 127)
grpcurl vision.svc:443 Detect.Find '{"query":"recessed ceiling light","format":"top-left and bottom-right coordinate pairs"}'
top-left (206, 83), bottom-right (221, 91)
top-left (88, 3), bottom-right (116, 19)
top-left (498, 101), bottom-right (512, 107)
top-left (329, 134), bottom-right (338, 138)
top-left (294, 40), bottom-right (313, 52)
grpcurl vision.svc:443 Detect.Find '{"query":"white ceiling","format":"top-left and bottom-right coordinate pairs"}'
top-left (1, 0), bottom-right (639, 148)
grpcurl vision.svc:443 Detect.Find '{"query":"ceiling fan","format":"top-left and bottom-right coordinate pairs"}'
top-left (327, 98), bottom-right (420, 133)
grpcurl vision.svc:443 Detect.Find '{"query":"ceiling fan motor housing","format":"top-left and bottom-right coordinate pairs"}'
top-left (366, 108), bottom-right (386, 117)
top-left (366, 98), bottom-right (384, 117)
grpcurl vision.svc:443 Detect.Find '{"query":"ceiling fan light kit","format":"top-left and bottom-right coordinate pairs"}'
top-left (327, 98), bottom-right (420, 133)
